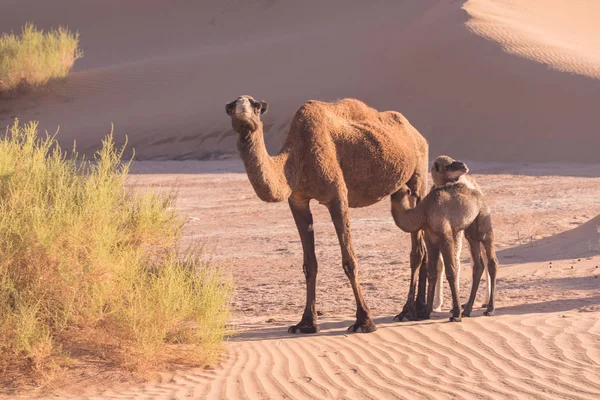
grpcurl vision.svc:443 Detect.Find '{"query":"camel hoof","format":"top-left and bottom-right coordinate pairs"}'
top-left (348, 319), bottom-right (377, 333)
top-left (483, 310), bottom-right (495, 317)
top-left (461, 310), bottom-right (471, 318)
top-left (288, 323), bottom-right (320, 334)
top-left (416, 309), bottom-right (431, 320)
top-left (481, 303), bottom-right (489, 308)
top-left (394, 308), bottom-right (418, 322)
top-left (449, 316), bottom-right (462, 323)
top-left (393, 312), bottom-right (412, 322)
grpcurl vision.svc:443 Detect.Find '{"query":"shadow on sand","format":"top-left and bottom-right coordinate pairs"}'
top-left (497, 295), bottom-right (600, 316)
top-left (229, 314), bottom-right (449, 342)
top-left (498, 214), bottom-right (600, 263)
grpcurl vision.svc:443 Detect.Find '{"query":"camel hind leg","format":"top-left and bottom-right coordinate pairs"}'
top-left (461, 235), bottom-right (485, 318)
top-left (392, 169), bottom-right (428, 321)
top-left (482, 233), bottom-right (498, 316)
top-left (474, 212), bottom-right (498, 315)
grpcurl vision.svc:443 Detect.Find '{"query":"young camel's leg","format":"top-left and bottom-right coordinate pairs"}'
top-left (288, 196), bottom-right (320, 333)
top-left (327, 195), bottom-right (376, 333)
top-left (482, 233), bottom-right (499, 316)
top-left (425, 235), bottom-right (441, 317)
top-left (461, 235), bottom-right (485, 318)
top-left (432, 258), bottom-right (444, 312)
top-left (481, 254), bottom-right (491, 308)
top-left (393, 229), bottom-right (426, 321)
top-left (391, 171), bottom-right (428, 322)
top-left (440, 233), bottom-right (462, 322)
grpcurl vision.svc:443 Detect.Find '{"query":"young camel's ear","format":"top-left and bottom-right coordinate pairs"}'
top-left (225, 100), bottom-right (236, 116)
top-left (260, 101), bottom-right (268, 115)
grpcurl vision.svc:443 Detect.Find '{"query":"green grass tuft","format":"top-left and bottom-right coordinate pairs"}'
top-left (0, 23), bottom-right (82, 93)
top-left (0, 121), bottom-right (232, 385)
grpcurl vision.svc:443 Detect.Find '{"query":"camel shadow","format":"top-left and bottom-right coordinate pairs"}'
top-left (497, 295), bottom-right (600, 316)
top-left (229, 314), bottom-right (449, 342)
top-left (498, 214), bottom-right (600, 263)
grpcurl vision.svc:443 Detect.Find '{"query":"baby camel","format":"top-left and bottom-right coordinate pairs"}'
top-left (431, 156), bottom-right (492, 312)
top-left (391, 156), bottom-right (498, 321)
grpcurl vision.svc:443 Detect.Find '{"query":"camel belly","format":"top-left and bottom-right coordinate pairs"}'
top-left (345, 165), bottom-right (411, 208)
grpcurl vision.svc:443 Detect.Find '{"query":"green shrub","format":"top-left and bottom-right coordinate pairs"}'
top-left (0, 23), bottom-right (82, 93)
top-left (0, 121), bottom-right (232, 384)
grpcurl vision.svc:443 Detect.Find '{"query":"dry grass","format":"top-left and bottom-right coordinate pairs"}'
top-left (0, 23), bottom-right (82, 93)
top-left (512, 213), bottom-right (542, 245)
top-left (0, 121), bottom-right (232, 388)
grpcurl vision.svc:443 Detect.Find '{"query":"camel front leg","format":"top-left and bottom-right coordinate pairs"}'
top-left (288, 197), bottom-right (320, 334)
top-left (432, 257), bottom-right (444, 312)
top-left (425, 235), bottom-right (440, 318)
top-left (440, 234), bottom-right (462, 322)
top-left (327, 196), bottom-right (376, 333)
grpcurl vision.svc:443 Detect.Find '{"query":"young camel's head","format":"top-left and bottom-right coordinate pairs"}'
top-left (431, 155), bottom-right (469, 187)
top-left (225, 95), bottom-right (268, 134)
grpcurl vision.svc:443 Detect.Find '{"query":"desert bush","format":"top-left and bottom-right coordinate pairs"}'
top-left (0, 23), bottom-right (82, 92)
top-left (0, 121), bottom-right (232, 384)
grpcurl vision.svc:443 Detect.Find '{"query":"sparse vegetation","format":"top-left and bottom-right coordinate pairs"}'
top-left (0, 23), bottom-right (82, 93)
top-left (513, 213), bottom-right (541, 245)
top-left (0, 121), bottom-right (232, 386)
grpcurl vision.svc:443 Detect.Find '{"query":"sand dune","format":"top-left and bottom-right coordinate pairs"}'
top-left (80, 314), bottom-right (599, 400)
top-left (25, 163), bottom-right (597, 399)
top-left (465, 0), bottom-right (600, 79)
top-left (2, 0), bottom-right (600, 398)
top-left (1, 0), bottom-right (600, 162)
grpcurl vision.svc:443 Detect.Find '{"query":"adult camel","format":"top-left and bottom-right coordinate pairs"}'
top-left (225, 95), bottom-right (429, 333)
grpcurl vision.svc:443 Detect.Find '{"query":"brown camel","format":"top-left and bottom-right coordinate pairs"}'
top-left (225, 95), bottom-right (429, 333)
top-left (430, 156), bottom-right (491, 312)
top-left (391, 156), bottom-right (498, 321)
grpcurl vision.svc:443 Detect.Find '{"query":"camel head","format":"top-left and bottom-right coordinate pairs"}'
top-left (431, 155), bottom-right (469, 186)
top-left (225, 95), bottom-right (268, 134)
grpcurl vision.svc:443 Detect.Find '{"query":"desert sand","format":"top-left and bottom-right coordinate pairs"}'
top-left (1, 0), bottom-right (600, 399)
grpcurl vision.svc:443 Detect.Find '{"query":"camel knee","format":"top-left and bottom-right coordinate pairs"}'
top-left (342, 261), bottom-right (357, 279)
top-left (302, 263), bottom-right (317, 279)
top-left (410, 244), bottom-right (426, 266)
top-left (444, 266), bottom-right (458, 281)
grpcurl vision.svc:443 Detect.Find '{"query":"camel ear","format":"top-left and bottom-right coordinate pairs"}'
top-left (433, 162), bottom-right (439, 172)
top-left (225, 100), bottom-right (236, 116)
top-left (260, 101), bottom-right (268, 115)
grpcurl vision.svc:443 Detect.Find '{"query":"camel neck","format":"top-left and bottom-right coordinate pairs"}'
top-left (391, 194), bottom-right (427, 233)
top-left (237, 123), bottom-right (292, 203)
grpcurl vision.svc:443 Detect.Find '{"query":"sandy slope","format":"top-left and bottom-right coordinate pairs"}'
top-left (465, 0), bottom-right (600, 79)
top-left (16, 161), bottom-right (595, 399)
top-left (1, 0), bottom-right (600, 398)
top-left (1, 0), bottom-right (600, 162)
top-left (88, 315), bottom-right (600, 400)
